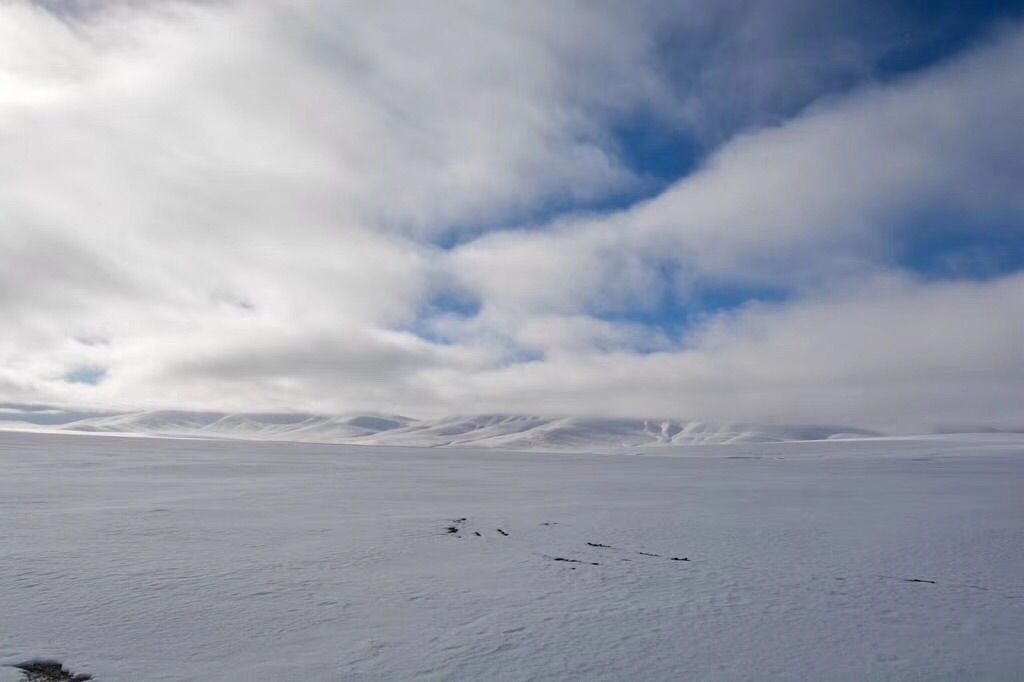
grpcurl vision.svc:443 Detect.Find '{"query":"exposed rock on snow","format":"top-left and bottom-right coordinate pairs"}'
top-left (11, 660), bottom-right (91, 682)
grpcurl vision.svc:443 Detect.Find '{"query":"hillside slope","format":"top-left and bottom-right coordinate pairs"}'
top-left (42, 410), bottom-right (876, 450)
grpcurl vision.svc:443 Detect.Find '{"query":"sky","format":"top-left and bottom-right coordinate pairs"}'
top-left (1, 0), bottom-right (1023, 432)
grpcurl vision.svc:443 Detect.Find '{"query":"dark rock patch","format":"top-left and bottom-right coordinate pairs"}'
top-left (551, 557), bottom-right (599, 566)
top-left (14, 660), bottom-right (92, 682)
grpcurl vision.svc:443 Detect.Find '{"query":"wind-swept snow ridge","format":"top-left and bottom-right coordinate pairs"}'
top-left (35, 410), bottom-right (877, 450)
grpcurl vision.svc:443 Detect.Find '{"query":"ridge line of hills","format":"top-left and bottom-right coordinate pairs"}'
top-left (0, 408), bottom-right (881, 450)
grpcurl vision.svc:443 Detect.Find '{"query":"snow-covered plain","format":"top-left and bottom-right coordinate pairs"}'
top-left (2, 430), bottom-right (1023, 681)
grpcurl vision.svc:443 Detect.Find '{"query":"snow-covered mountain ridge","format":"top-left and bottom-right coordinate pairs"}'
top-left (8, 410), bottom-right (879, 450)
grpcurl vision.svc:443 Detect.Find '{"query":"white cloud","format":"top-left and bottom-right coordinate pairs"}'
top-left (453, 24), bottom-right (1024, 314)
top-left (0, 1), bottom-right (1021, 431)
top-left (416, 273), bottom-right (1024, 431)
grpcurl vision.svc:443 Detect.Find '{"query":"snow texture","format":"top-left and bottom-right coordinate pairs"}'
top-left (2, 430), bottom-right (1023, 680)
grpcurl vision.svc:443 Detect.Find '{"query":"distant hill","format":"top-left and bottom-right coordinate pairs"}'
top-left (8, 409), bottom-right (881, 450)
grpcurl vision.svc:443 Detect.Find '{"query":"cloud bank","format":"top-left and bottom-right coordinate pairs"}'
top-left (1, 0), bottom-right (1022, 432)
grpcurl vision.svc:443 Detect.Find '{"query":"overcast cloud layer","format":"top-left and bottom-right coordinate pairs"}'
top-left (2, 0), bottom-right (1022, 432)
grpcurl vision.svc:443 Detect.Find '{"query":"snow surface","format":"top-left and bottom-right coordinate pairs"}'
top-left (1, 410), bottom-right (878, 450)
top-left (2, 430), bottom-right (1023, 681)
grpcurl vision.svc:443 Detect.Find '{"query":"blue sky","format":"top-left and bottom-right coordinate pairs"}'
top-left (1, 0), bottom-right (1023, 430)
top-left (433, 0), bottom-right (1024, 331)
top-left (638, 0), bottom-right (1024, 323)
